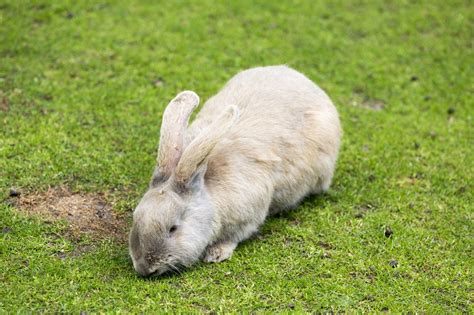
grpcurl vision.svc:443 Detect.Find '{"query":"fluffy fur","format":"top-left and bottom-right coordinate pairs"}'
top-left (129, 65), bottom-right (342, 276)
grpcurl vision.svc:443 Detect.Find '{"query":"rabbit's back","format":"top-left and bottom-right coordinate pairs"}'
top-left (188, 65), bottom-right (341, 216)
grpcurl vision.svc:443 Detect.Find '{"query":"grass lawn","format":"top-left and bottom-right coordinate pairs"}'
top-left (1, 0), bottom-right (472, 312)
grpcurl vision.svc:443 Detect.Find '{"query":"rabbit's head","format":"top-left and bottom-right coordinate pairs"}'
top-left (129, 91), bottom-right (238, 276)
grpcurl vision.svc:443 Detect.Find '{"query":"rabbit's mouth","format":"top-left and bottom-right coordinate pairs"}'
top-left (146, 262), bottom-right (185, 278)
top-left (137, 265), bottom-right (167, 278)
top-left (135, 254), bottom-right (186, 277)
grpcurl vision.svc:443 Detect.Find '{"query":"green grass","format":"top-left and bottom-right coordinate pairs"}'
top-left (1, 0), bottom-right (473, 312)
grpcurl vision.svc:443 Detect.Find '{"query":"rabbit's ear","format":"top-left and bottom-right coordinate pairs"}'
top-left (174, 105), bottom-right (239, 187)
top-left (178, 163), bottom-right (207, 193)
top-left (155, 91), bottom-right (200, 181)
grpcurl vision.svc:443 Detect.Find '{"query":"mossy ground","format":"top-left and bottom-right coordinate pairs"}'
top-left (1, 0), bottom-right (472, 312)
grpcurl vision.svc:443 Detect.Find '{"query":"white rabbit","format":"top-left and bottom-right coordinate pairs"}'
top-left (129, 65), bottom-right (341, 276)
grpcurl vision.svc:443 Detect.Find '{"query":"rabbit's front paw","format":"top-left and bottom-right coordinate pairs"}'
top-left (203, 242), bottom-right (237, 263)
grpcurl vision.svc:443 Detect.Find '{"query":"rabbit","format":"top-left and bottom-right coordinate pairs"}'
top-left (129, 65), bottom-right (342, 276)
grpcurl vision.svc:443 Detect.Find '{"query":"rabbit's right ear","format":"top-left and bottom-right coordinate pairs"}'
top-left (155, 91), bottom-right (200, 182)
top-left (174, 105), bottom-right (239, 189)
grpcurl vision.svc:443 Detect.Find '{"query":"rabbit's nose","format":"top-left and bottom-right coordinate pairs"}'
top-left (133, 260), bottom-right (152, 277)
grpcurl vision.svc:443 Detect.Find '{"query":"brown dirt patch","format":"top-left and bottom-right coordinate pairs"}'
top-left (360, 99), bottom-right (384, 111)
top-left (350, 93), bottom-right (385, 111)
top-left (1, 96), bottom-right (9, 111)
top-left (11, 186), bottom-right (128, 242)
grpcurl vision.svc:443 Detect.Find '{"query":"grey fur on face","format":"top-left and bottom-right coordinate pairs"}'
top-left (129, 65), bottom-right (342, 276)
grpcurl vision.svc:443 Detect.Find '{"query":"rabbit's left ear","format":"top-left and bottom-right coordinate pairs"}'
top-left (174, 105), bottom-right (239, 189)
top-left (154, 91), bottom-right (200, 183)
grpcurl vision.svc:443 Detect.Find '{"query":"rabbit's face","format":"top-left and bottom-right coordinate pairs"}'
top-left (129, 182), bottom-right (213, 277)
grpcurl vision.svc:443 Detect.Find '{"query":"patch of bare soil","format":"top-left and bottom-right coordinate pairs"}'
top-left (11, 187), bottom-right (128, 242)
top-left (1, 96), bottom-right (9, 111)
top-left (350, 92), bottom-right (385, 111)
top-left (360, 99), bottom-right (385, 111)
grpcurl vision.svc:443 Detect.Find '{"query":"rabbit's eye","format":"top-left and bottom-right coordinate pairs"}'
top-left (169, 225), bottom-right (178, 234)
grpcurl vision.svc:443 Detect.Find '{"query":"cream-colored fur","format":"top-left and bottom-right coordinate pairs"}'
top-left (129, 65), bottom-right (341, 276)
